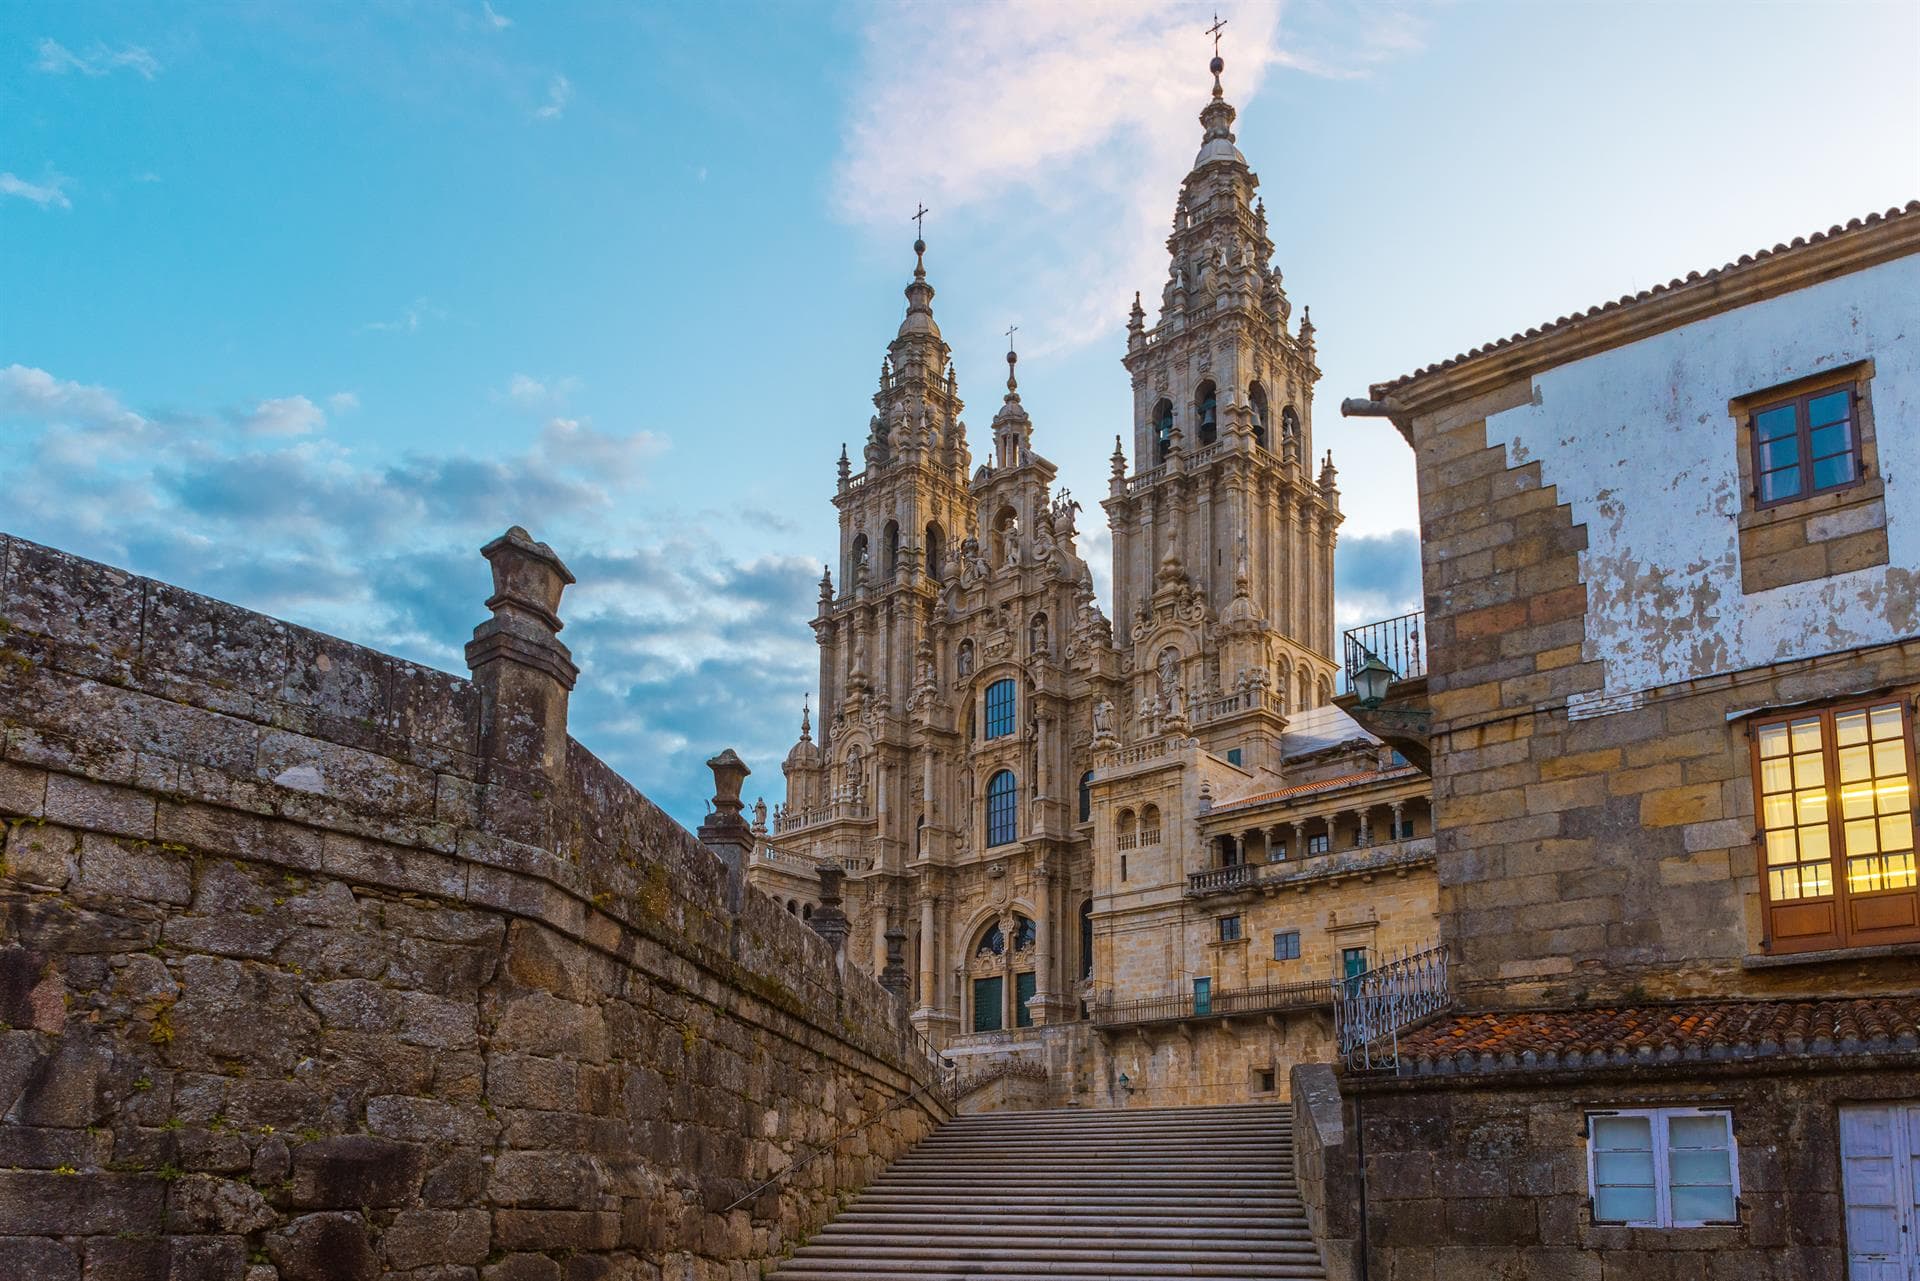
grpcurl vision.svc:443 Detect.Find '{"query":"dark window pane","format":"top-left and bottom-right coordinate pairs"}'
top-left (972, 976), bottom-right (1003, 1032)
top-left (1014, 971), bottom-right (1036, 1027)
top-left (1755, 405), bottom-right (1798, 441)
top-left (1761, 466), bottom-right (1802, 502)
top-left (985, 679), bottom-right (1016, 739)
top-left (1813, 454), bottom-right (1855, 490)
top-left (986, 770), bottom-right (1018, 846)
top-left (1761, 436), bottom-right (1800, 470)
top-left (1810, 421), bottom-right (1852, 459)
top-left (1808, 390), bottom-right (1850, 426)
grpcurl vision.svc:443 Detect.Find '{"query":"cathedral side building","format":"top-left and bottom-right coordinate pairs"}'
top-left (748, 60), bottom-right (1440, 1108)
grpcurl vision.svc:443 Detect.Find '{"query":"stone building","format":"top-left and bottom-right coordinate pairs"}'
top-left (748, 58), bottom-right (1440, 1110)
top-left (1293, 204), bottom-right (1920, 1279)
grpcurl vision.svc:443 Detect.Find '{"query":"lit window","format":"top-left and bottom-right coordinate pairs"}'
top-left (1273, 930), bottom-right (1300, 961)
top-left (985, 679), bottom-right (1016, 739)
top-left (986, 770), bottom-right (1018, 846)
top-left (1754, 699), bottom-right (1916, 951)
top-left (1751, 383), bottom-right (1861, 506)
top-left (1218, 915), bottom-right (1242, 943)
top-left (1588, 1108), bottom-right (1738, 1227)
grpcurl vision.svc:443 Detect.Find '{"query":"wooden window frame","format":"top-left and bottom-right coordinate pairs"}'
top-left (1272, 929), bottom-right (1301, 961)
top-left (1752, 695), bottom-right (1920, 954)
top-left (1586, 1107), bottom-right (1740, 1228)
top-left (1217, 914), bottom-right (1243, 943)
top-left (983, 678), bottom-right (1017, 740)
top-left (985, 769), bottom-right (1019, 847)
top-left (1735, 362), bottom-right (1877, 512)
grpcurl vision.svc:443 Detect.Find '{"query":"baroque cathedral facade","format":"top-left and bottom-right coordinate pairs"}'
top-left (748, 61), bottom-right (1439, 1107)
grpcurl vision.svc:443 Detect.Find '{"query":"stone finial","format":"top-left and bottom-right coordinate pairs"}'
top-left (706, 748), bottom-right (750, 823)
top-left (465, 527), bottom-right (579, 801)
top-left (879, 926), bottom-right (910, 1003)
top-left (810, 866), bottom-right (850, 956)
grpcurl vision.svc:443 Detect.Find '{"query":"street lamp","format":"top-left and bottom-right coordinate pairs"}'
top-left (1351, 652), bottom-right (1398, 709)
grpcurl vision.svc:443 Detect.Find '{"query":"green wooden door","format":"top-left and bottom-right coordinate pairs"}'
top-left (1193, 976), bottom-right (1212, 1016)
top-left (972, 976), bottom-right (1003, 1032)
top-left (1014, 972), bottom-right (1037, 1028)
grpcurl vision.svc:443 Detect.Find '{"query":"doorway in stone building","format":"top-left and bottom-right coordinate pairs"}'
top-left (1841, 1102), bottom-right (1920, 1279)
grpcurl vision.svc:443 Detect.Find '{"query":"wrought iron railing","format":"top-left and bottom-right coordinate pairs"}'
top-left (1342, 610), bottom-right (1426, 692)
top-left (1332, 943), bottom-right (1451, 1072)
top-left (1093, 977), bottom-right (1332, 1029)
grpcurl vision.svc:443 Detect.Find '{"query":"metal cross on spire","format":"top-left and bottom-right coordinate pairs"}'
top-left (913, 202), bottom-right (930, 240)
top-left (1207, 12), bottom-right (1227, 57)
top-left (1005, 323), bottom-right (1019, 349)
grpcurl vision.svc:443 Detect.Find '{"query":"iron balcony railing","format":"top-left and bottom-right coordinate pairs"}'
top-left (1333, 943), bottom-right (1452, 1073)
top-left (1093, 977), bottom-right (1334, 1029)
top-left (1186, 836), bottom-right (1436, 898)
top-left (1342, 609), bottom-right (1426, 692)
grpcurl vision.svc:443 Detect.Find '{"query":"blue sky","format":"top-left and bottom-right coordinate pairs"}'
top-left (4, 1), bottom-right (1916, 827)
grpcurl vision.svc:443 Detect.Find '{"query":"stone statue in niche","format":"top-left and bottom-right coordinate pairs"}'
top-left (1092, 699), bottom-right (1114, 738)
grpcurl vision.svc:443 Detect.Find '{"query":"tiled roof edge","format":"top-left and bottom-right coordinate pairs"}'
top-left (1372, 200), bottom-right (1920, 400)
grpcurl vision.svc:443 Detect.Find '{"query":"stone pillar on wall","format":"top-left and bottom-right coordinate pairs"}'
top-left (465, 526), bottom-right (579, 846)
top-left (697, 749), bottom-right (753, 890)
top-left (917, 895), bottom-right (938, 1011)
top-left (465, 526), bottom-right (579, 791)
top-left (811, 866), bottom-right (850, 959)
top-left (880, 927), bottom-right (910, 1010)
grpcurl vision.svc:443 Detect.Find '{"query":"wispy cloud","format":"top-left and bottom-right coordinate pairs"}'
top-left (327, 391), bottom-right (361, 414)
top-left (481, 1), bottom-right (513, 31)
top-left (33, 37), bottom-right (161, 80)
top-left (1333, 530), bottom-right (1423, 628)
top-left (0, 171), bottom-right (73, 210)
top-left (357, 297), bottom-right (445, 335)
top-left (502, 372), bottom-right (580, 410)
top-left (244, 395), bottom-right (327, 437)
top-left (533, 74), bottom-right (571, 121)
top-left (836, 1), bottom-right (1424, 353)
top-left (0, 364), bottom-right (774, 826)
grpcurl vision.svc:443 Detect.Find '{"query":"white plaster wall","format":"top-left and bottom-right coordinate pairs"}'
top-left (1486, 254), bottom-right (1920, 708)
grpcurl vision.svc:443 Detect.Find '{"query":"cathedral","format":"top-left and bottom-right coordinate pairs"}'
top-left (748, 56), bottom-right (1439, 1108)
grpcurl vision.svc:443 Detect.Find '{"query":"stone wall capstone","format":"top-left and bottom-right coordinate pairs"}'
top-left (0, 530), bottom-right (948, 1281)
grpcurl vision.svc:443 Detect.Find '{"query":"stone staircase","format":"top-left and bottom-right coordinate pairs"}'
top-left (771, 1104), bottom-right (1326, 1280)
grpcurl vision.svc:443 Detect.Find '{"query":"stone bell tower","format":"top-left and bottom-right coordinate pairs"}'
top-left (1102, 50), bottom-right (1341, 747)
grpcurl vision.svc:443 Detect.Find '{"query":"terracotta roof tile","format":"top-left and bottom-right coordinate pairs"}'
top-left (1217, 765), bottom-right (1421, 812)
top-left (1394, 996), bottom-right (1920, 1076)
top-left (1375, 201), bottom-right (1920, 395)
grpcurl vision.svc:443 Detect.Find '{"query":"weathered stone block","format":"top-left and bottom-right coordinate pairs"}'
top-left (289, 1135), bottom-right (425, 1209)
top-left (267, 1211), bottom-right (378, 1281)
top-left (382, 1208), bottom-right (492, 1268)
top-left (166, 1174), bottom-right (277, 1234)
top-left (0, 1170), bottom-right (165, 1234)
top-left (0, 1235), bottom-right (79, 1281)
top-left (45, 774), bottom-right (156, 840)
top-left (489, 1151), bottom-right (600, 1209)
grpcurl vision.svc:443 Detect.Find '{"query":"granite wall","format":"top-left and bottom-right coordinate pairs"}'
top-left (0, 531), bottom-right (947, 1281)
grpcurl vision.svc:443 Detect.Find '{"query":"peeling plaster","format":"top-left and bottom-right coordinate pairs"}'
top-left (1488, 255), bottom-right (1920, 706)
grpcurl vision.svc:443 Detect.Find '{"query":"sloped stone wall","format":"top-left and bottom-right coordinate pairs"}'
top-left (0, 533), bottom-right (946, 1281)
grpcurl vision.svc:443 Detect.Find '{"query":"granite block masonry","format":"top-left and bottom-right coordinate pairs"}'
top-left (0, 528), bottom-right (947, 1281)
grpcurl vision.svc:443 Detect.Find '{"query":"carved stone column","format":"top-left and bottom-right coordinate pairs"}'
top-left (1390, 801), bottom-right (1405, 843)
top-left (918, 895), bottom-right (938, 1010)
top-left (1357, 807), bottom-right (1372, 848)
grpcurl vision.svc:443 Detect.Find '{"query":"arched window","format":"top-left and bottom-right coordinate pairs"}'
top-left (925, 521), bottom-right (946, 581)
top-left (786, 899), bottom-right (797, 914)
top-left (1153, 398), bottom-right (1174, 463)
top-left (1078, 770), bottom-right (1094, 824)
top-left (883, 520), bottom-right (901, 577)
top-left (1117, 808), bottom-right (1137, 842)
top-left (1195, 380), bottom-right (1218, 447)
top-left (1029, 613), bottom-right (1048, 655)
top-left (1298, 668), bottom-right (1312, 711)
top-left (1142, 804), bottom-right (1162, 844)
top-left (976, 921), bottom-right (1006, 956)
top-left (802, 903), bottom-right (813, 920)
top-left (985, 678), bottom-right (1016, 739)
top-left (1249, 382), bottom-right (1270, 450)
top-left (850, 532), bottom-right (870, 579)
top-left (1013, 915), bottom-right (1037, 951)
top-left (986, 770), bottom-right (1018, 846)
top-left (1079, 900), bottom-right (1094, 979)
top-left (1281, 405), bottom-right (1301, 461)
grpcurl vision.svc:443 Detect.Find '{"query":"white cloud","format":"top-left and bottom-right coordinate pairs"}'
top-left (133, 170), bottom-right (163, 184)
top-left (245, 395), bottom-right (327, 436)
top-left (836, 1), bottom-right (1423, 353)
top-left (327, 391), bottom-right (361, 414)
top-left (0, 171), bottom-right (73, 210)
top-left (482, 1), bottom-right (513, 30)
top-left (33, 37), bottom-right (161, 79)
top-left (0, 364), bottom-right (146, 432)
top-left (358, 297), bottom-right (444, 335)
top-left (503, 373), bottom-right (580, 409)
top-left (533, 74), bottom-right (571, 121)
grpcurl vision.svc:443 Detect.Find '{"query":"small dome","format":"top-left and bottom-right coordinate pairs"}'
top-left (785, 736), bottom-right (822, 771)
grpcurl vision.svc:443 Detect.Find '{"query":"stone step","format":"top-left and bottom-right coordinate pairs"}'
top-left (769, 1105), bottom-right (1325, 1281)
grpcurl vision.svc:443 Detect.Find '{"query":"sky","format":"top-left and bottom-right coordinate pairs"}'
top-left (4, 0), bottom-right (1917, 828)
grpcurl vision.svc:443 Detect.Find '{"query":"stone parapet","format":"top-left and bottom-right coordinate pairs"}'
top-left (0, 530), bottom-right (948, 1281)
